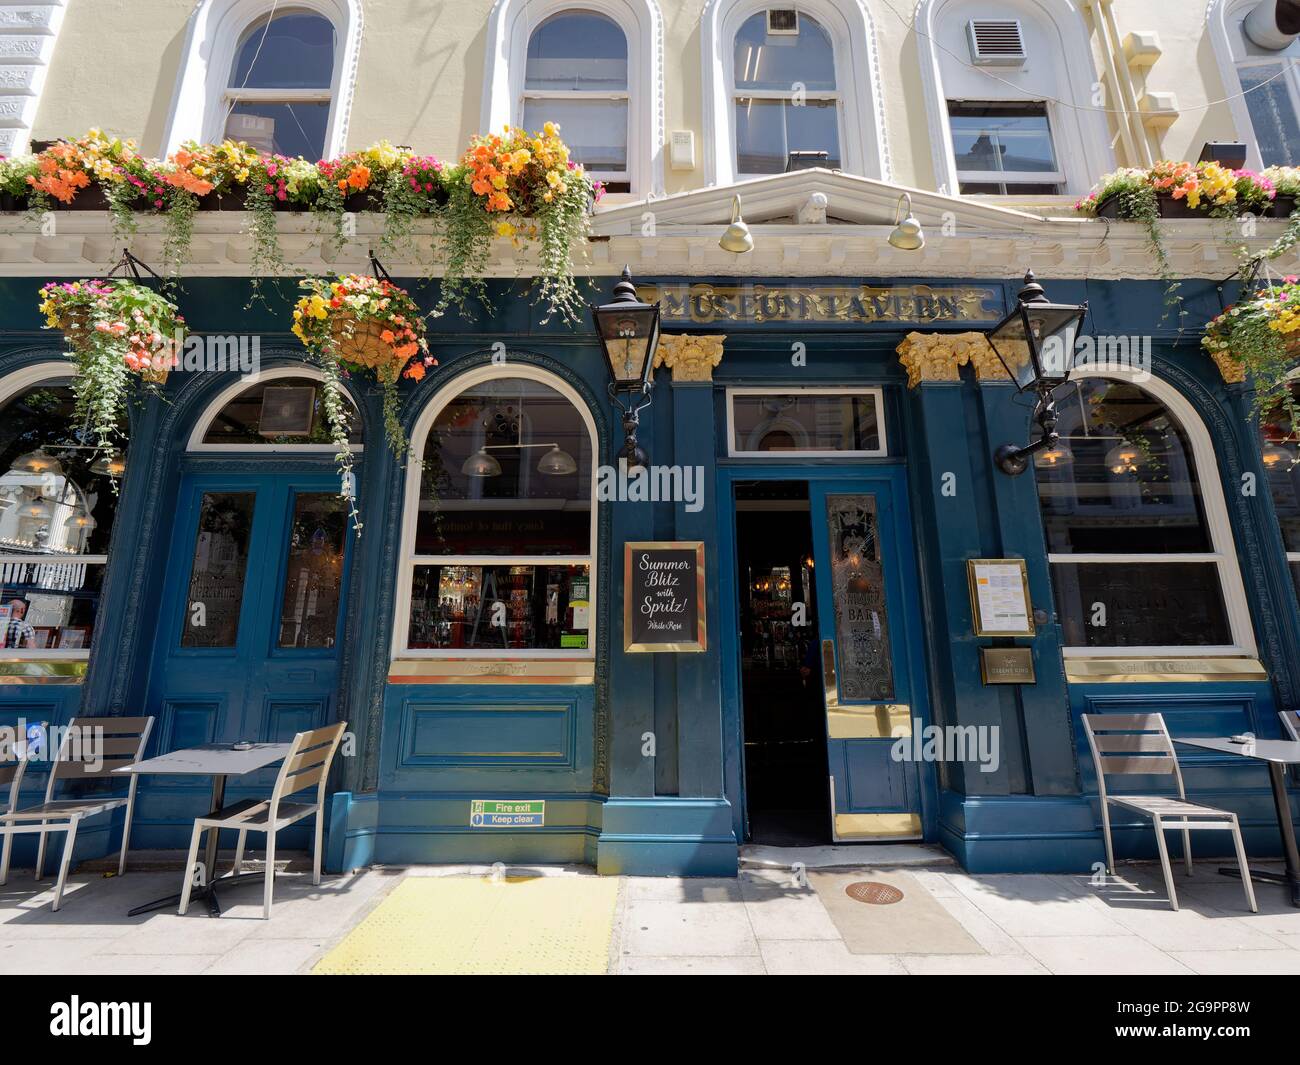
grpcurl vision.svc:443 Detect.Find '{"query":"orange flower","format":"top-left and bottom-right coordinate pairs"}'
top-left (347, 165), bottom-right (371, 190)
top-left (404, 362), bottom-right (426, 381)
top-left (380, 329), bottom-right (395, 343)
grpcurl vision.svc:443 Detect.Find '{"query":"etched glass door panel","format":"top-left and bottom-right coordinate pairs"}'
top-left (277, 492), bottom-right (346, 648)
top-left (180, 492), bottom-right (256, 648)
top-left (825, 493), bottom-right (893, 701)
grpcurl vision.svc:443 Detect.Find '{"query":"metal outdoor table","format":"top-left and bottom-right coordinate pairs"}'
top-left (114, 742), bottom-right (292, 917)
top-left (1175, 736), bottom-right (1300, 907)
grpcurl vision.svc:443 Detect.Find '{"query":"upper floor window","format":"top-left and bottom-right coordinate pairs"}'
top-left (733, 11), bottom-right (841, 175)
top-left (701, 0), bottom-right (886, 185)
top-left (224, 11), bottom-right (337, 158)
top-left (0, 367), bottom-right (125, 656)
top-left (164, 1), bottom-right (360, 160)
top-left (1034, 375), bottom-right (1253, 654)
top-left (947, 101), bottom-right (1063, 194)
top-left (915, 0), bottom-right (1112, 196)
top-left (1210, 0), bottom-right (1300, 168)
top-left (395, 369), bottom-right (596, 657)
top-left (483, 0), bottom-right (664, 197)
top-left (522, 12), bottom-right (630, 186)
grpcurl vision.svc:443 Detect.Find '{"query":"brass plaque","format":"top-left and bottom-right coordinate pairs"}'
top-left (980, 647), bottom-right (1036, 685)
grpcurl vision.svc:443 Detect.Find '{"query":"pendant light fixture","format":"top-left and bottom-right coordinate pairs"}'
top-left (887, 193), bottom-right (925, 251)
top-left (13, 449), bottom-right (60, 476)
top-left (462, 448), bottom-right (503, 478)
top-left (536, 445), bottom-right (578, 476)
top-left (719, 195), bottom-right (754, 254)
top-left (90, 451), bottom-right (127, 478)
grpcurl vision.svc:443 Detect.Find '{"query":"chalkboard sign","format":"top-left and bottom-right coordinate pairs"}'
top-left (623, 541), bottom-right (707, 653)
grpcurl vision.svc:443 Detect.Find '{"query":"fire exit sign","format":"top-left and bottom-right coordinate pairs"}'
top-left (470, 800), bottom-right (545, 828)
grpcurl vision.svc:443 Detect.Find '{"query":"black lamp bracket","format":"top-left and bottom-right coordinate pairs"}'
top-left (106, 248), bottom-right (161, 281)
top-left (995, 388), bottom-right (1061, 476)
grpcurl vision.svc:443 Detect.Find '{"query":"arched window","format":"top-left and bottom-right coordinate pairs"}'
top-left (223, 10), bottom-right (337, 158)
top-left (483, 0), bottom-right (664, 198)
top-left (523, 12), bottom-right (630, 185)
top-left (1210, 0), bottom-right (1300, 169)
top-left (188, 369), bottom-right (362, 452)
top-left (395, 369), bottom-right (596, 657)
top-left (1034, 375), bottom-right (1254, 654)
top-left (914, 0), bottom-right (1112, 196)
top-left (732, 11), bottom-right (840, 175)
top-left (701, 0), bottom-right (887, 185)
top-left (164, 1), bottom-right (361, 159)
top-left (0, 365), bottom-right (126, 657)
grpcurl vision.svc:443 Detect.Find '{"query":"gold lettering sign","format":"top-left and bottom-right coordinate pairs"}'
top-left (639, 283), bottom-right (1003, 326)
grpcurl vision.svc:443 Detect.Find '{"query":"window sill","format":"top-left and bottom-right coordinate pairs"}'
top-left (388, 658), bottom-right (595, 685)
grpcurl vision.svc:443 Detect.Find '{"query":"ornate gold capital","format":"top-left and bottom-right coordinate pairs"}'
top-left (654, 334), bottom-right (725, 383)
top-left (895, 331), bottom-right (1022, 388)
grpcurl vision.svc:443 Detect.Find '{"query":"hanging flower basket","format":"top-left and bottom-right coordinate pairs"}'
top-left (1203, 274), bottom-right (1300, 421)
top-left (292, 274), bottom-right (437, 536)
top-left (37, 277), bottom-right (183, 460)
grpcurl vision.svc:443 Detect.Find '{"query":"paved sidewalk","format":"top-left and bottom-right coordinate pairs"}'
top-left (4, 857), bottom-right (1300, 974)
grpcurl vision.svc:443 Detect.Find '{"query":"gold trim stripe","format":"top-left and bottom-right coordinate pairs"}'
top-left (1065, 657), bottom-right (1268, 683)
top-left (834, 813), bottom-right (923, 839)
top-left (827, 704), bottom-right (912, 740)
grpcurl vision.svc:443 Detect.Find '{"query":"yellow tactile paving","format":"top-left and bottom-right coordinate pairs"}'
top-left (312, 875), bottom-right (619, 975)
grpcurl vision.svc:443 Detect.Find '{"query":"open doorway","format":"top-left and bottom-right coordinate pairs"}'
top-left (735, 480), bottom-right (830, 846)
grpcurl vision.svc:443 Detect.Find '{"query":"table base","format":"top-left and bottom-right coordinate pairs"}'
top-left (127, 871), bottom-right (268, 918)
top-left (1217, 865), bottom-right (1300, 907)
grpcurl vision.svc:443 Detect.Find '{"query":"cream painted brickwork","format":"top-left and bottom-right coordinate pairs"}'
top-left (25, 0), bottom-right (1265, 195)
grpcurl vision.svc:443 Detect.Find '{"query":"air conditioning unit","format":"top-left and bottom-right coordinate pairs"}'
top-left (967, 19), bottom-right (1027, 65)
top-left (767, 9), bottom-right (798, 35)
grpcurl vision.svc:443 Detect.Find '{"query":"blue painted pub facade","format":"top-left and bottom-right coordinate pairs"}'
top-left (0, 258), bottom-right (1296, 878)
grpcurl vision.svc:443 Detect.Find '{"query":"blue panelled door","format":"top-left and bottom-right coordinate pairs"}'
top-left (138, 472), bottom-right (349, 842)
top-left (809, 477), bottom-right (927, 841)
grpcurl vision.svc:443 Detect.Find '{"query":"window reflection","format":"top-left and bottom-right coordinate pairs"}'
top-left (1035, 378), bottom-right (1234, 649)
top-left (416, 378), bottom-right (591, 556)
top-left (201, 377), bottom-right (361, 447)
top-left (0, 378), bottom-right (124, 652)
top-left (180, 493), bottom-right (255, 649)
top-left (278, 493), bottom-right (345, 648)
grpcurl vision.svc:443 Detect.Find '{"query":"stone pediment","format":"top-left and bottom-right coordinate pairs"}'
top-left (591, 168), bottom-right (1047, 234)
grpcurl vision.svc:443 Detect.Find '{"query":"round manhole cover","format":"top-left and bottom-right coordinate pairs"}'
top-left (845, 881), bottom-right (904, 905)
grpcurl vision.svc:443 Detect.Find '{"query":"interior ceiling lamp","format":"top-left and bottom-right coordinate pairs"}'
top-left (888, 193), bottom-right (925, 251)
top-left (719, 195), bottom-right (754, 254)
top-left (1033, 439), bottom-right (1074, 470)
top-left (591, 267), bottom-right (661, 470)
top-left (63, 509), bottom-right (96, 531)
top-left (1262, 441), bottom-right (1296, 470)
top-left (460, 398), bottom-right (578, 479)
top-left (21, 498), bottom-right (52, 520)
top-left (1106, 442), bottom-right (1145, 476)
top-left (90, 451), bottom-right (126, 478)
top-left (986, 270), bottom-right (1089, 476)
top-left (13, 449), bottom-right (60, 476)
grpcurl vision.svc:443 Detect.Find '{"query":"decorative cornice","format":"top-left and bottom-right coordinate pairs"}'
top-left (895, 330), bottom-right (1019, 388)
top-left (654, 333), bottom-right (725, 382)
top-left (3, 203), bottom-right (1295, 281)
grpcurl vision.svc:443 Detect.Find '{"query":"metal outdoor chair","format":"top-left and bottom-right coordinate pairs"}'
top-left (1083, 712), bottom-right (1256, 913)
top-left (0, 715), bottom-right (154, 911)
top-left (179, 721), bottom-right (347, 920)
top-left (1279, 710), bottom-right (1300, 742)
top-left (0, 724), bottom-right (40, 886)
